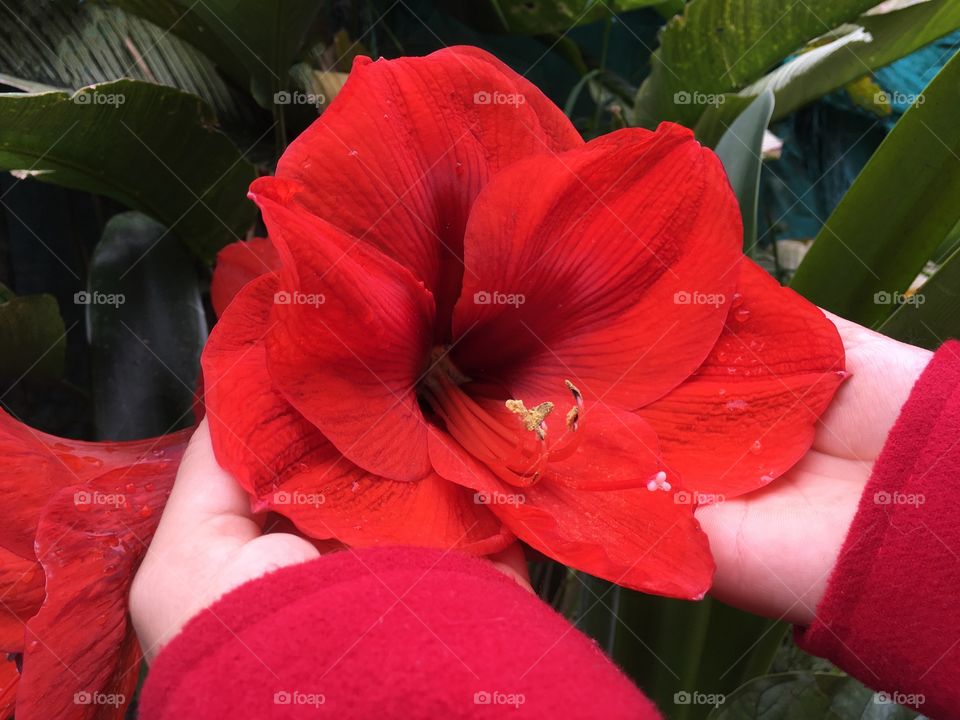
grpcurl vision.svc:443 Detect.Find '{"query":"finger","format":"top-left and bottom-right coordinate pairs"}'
top-left (151, 419), bottom-right (260, 546)
top-left (488, 542), bottom-right (533, 592)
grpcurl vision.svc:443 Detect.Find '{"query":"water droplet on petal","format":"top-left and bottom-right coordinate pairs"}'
top-left (731, 292), bottom-right (744, 308)
top-left (351, 481), bottom-right (360, 493)
top-left (145, 482), bottom-right (155, 492)
top-left (151, 448), bottom-right (166, 458)
top-left (124, 483), bottom-right (136, 494)
top-left (347, 149), bottom-right (359, 157)
top-left (734, 308), bottom-right (751, 323)
top-left (138, 505), bottom-right (152, 518)
top-left (718, 388), bottom-right (727, 396)
top-left (760, 474), bottom-right (774, 484)
top-left (725, 399), bottom-right (748, 412)
top-left (96, 614), bottom-right (107, 626)
top-left (750, 440), bottom-right (762, 454)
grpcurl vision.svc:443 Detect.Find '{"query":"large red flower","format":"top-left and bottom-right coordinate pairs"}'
top-left (204, 47), bottom-right (846, 599)
top-left (0, 414), bottom-right (189, 719)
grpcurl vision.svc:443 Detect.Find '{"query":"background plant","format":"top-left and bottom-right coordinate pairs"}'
top-left (1, 1), bottom-right (957, 717)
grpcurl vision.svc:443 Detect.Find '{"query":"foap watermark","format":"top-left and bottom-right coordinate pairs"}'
top-left (473, 690), bottom-right (525, 708)
top-left (875, 691), bottom-right (925, 707)
top-left (874, 290), bottom-right (924, 306)
top-left (273, 690), bottom-right (326, 708)
top-left (274, 290), bottom-right (325, 307)
top-left (874, 490), bottom-right (924, 508)
top-left (473, 290), bottom-right (525, 307)
top-left (272, 490), bottom-right (326, 508)
top-left (74, 290), bottom-right (125, 308)
top-left (874, 91), bottom-right (925, 107)
top-left (473, 90), bottom-right (526, 107)
top-left (674, 690), bottom-right (725, 707)
top-left (74, 490), bottom-right (126, 509)
top-left (673, 90), bottom-right (725, 107)
top-left (73, 92), bottom-right (125, 107)
top-left (674, 290), bottom-right (725, 308)
top-left (274, 90), bottom-right (326, 109)
top-left (74, 691), bottom-right (125, 708)
top-left (474, 490), bottom-right (525, 507)
top-left (674, 490), bottom-right (725, 506)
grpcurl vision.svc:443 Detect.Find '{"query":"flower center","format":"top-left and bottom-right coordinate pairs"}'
top-left (420, 349), bottom-right (583, 487)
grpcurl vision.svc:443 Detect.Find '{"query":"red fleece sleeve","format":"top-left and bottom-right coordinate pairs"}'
top-left (796, 340), bottom-right (960, 718)
top-left (138, 546), bottom-right (659, 719)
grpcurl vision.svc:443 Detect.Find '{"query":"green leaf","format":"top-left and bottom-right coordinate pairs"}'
top-left (707, 672), bottom-right (920, 719)
top-left (697, 0), bottom-right (960, 132)
top-left (489, 0), bottom-right (664, 34)
top-left (0, 287), bottom-right (66, 386)
top-left (0, 2), bottom-right (249, 125)
top-left (100, 0), bottom-right (250, 87)
top-left (170, 0), bottom-right (324, 107)
top-left (634, 0), bottom-right (878, 128)
top-left (86, 211), bottom-right (206, 440)
top-left (574, 582), bottom-right (785, 720)
top-left (790, 51), bottom-right (960, 325)
top-left (879, 246), bottom-right (960, 349)
top-left (713, 90), bottom-right (774, 253)
top-left (0, 80), bottom-right (256, 260)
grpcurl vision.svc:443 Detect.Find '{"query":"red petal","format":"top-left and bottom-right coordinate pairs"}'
top-left (274, 47), bottom-right (582, 328)
top-left (264, 454), bottom-right (512, 556)
top-left (451, 123), bottom-right (742, 412)
top-left (247, 182), bottom-right (436, 482)
top-left (0, 656), bottom-right (17, 719)
top-left (639, 259), bottom-right (846, 498)
top-left (0, 411), bottom-right (188, 559)
top-left (210, 237), bottom-right (279, 316)
top-left (429, 432), bottom-right (714, 598)
top-left (17, 456), bottom-right (183, 720)
top-left (542, 404), bottom-right (662, 491)
top-left (0, 547), bottom-right (43, 652)
top-left (203, 274), bottom-right (510, 553)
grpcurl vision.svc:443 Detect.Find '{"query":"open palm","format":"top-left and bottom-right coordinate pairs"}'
top-left (696, 313), bottom-right (932, 624)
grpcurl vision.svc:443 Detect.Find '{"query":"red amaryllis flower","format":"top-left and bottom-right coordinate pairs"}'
top-left (0, 415), bottom-right (189, 719)
top-left (205, 46), bottom-right (845, 599)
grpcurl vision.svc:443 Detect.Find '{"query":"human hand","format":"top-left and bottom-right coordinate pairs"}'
top-left (695, 313), bottom-right (932, 624)
top-left (130, 420), bottom-right (531, 662)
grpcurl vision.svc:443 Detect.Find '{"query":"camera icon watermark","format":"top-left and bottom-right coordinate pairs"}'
top-left (73, 92), bottom-right (126, 107)
top-left (875, 690), bottom-right (925, 706)
top-left (673, 90), bottom-right (725, 107)
top-left (74, 490), bottom-right (126, 509)
top-left (673, 690), bottom-right (725, 707)
top-left (274, 290), bottom-right (325, 307)
top-left (473, 290), bottom-right (525, 307)
top-left (674, 490), bottom-right (725, 506)
top-left (273, 690), bottom-right (325, 708)
top-left (473, 690), bottom-right (525, 708)
top-left (74, 290), bottom-right (125, 307)
top-left (873, 490), bottom-right (924, 508)
top-left (874, 91), bottom-right (925, 107)
top-left (673, 290), bottom-right (725, 308)
top-left (274, 90), bottom-right (326, 109)
top-left (473, 90), bottom-right (526, 107)
top-left (873, 290), bottom-right (924, 306)
top-left (272, 490), bottom-right (326, 508)
top-left (474, 491), bottom-right (526, 507)
top-left (74, 691), bottom-right (124, 707)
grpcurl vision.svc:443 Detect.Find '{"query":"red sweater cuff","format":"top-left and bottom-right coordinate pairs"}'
top-left (796, 340), bottom-right (960, 718)
top-left (138, 546), bottom-right (658, 719)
